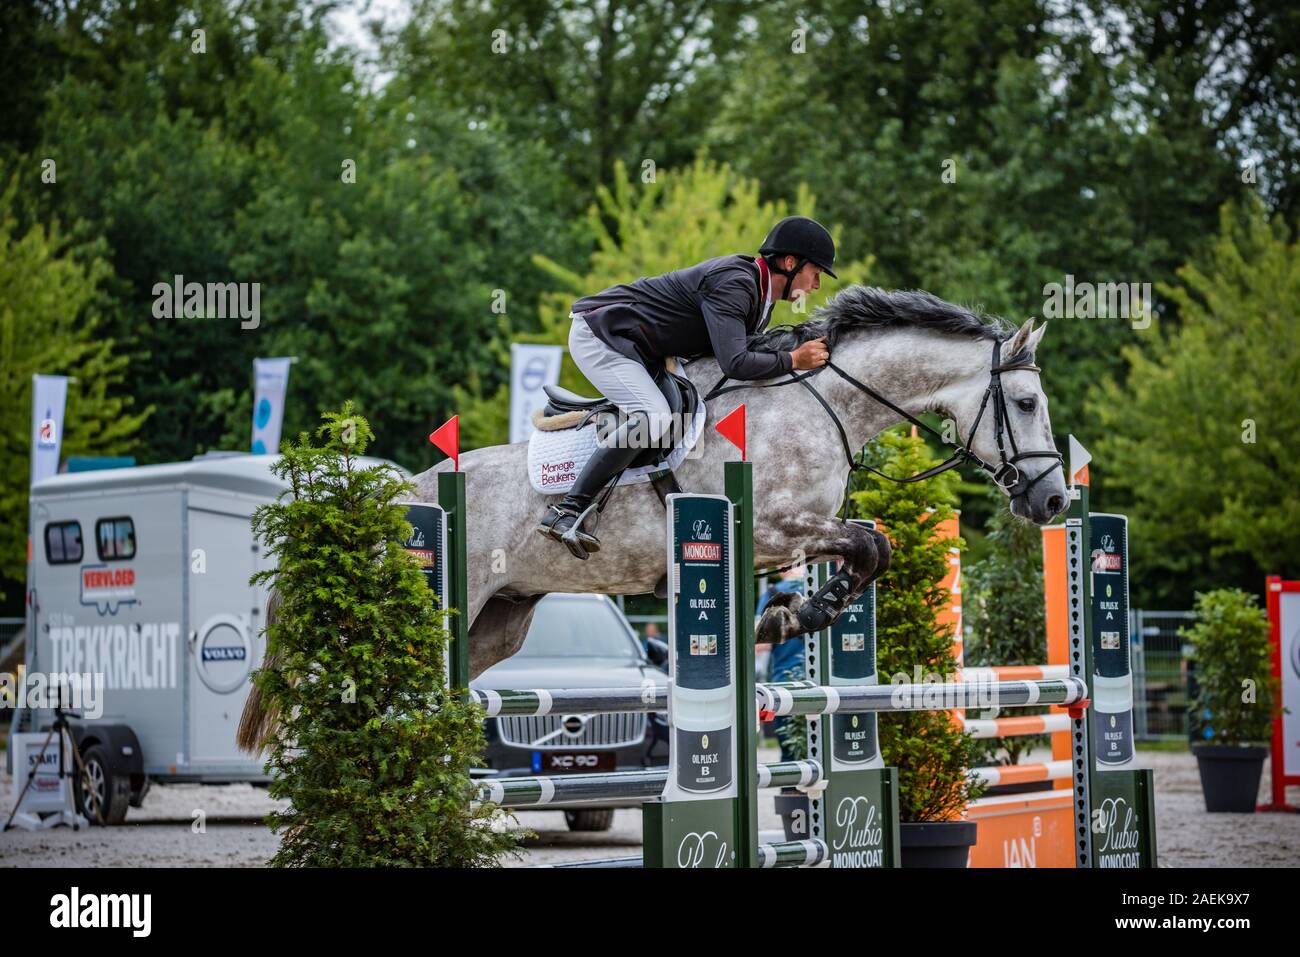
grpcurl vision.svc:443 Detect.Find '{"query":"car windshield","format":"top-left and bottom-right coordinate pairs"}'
top-left (515, 596), bottom-right (642, 659)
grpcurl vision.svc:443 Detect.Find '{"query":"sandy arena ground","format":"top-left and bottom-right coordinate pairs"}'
top-left (2, 747), bottom-right (1297, 867)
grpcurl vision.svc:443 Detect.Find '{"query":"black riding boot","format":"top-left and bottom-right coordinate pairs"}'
top-left (537, 412), bottom-right (658, 559)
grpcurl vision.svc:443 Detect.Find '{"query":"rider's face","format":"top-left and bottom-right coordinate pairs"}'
top-left (784, 258), bottom-right (823, 299)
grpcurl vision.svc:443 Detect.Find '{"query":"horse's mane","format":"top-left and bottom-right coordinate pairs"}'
top-left (752, 286), bottom-right (1029, 361)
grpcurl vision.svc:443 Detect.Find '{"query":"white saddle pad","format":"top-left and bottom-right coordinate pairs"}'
top-left (528, 406), bottom-right (706, 495)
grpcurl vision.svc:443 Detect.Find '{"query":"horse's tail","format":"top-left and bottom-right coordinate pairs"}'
top-left (236, 588), bottom-right (283, 754)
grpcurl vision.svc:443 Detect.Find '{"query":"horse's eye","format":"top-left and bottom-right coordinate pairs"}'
top-left (1017, 398), bottom-right (1036, 414)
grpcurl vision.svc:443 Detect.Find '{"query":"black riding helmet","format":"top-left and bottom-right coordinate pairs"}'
top-left (759, 215), bottom-right (838, 300)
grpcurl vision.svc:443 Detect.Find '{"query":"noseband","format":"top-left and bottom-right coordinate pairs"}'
top-left (705, 337), bottom-right (1064, 507)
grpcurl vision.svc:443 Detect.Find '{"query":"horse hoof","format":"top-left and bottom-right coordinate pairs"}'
top-left (756, 604), bottom-right (800, 645)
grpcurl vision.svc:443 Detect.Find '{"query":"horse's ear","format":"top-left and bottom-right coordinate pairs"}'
top-left (1027, 320), bottom-right (1047, 354)
top-left (1006, 318), bottom-right (1036, 357)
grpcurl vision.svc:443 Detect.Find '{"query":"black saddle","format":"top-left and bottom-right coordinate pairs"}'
top-left (541, 368), bottom-right (700, 470)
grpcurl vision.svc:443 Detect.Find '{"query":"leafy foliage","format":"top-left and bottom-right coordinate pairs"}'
top-left (8, 0), bottom-right (578, 475)
top-left (0, 178), bottom-right (149, 591)
top-left (1092, 198), bottom-right (1300, 604)
top-left (251, 404), bottom-right (518, 866)
top-left (1181, 588), bottom-right (1275, 747)
top-left (388, 0), bottom-right (751, 198)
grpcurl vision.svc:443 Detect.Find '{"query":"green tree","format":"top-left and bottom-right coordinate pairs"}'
top-left (15, 0), bottom-right (576, 470)
top-left (850, 429), bottom-right (985, 822)
top-left (1084, 1), bottom-right (1300, 222)
top-left (963, 484), bottom-right (1048, 766)
top-left (1091, 198), bottom-right (1300, 605)
top-left (704, 0), bottom-right (1251, 447)
top-left (455, 156), bottom-right (874, 449)
top-left (0, 178), bottom-right (148, 593)
top-left (385, 0), bottom-right (751, 199)
top-left (251, 404), bottom-right (518, 866)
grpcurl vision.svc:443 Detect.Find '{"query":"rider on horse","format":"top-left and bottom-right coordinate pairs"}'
top-left (537, 215), bottom-right (838, 558)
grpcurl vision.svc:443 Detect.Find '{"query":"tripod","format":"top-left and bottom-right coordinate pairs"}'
top-left (3, 692), bottom-right (95, 831)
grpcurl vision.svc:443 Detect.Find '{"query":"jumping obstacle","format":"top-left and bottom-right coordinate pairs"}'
top-left (928, 506), bottom-right (1077, 867)
top-left (784, 437), bottom-right (1157, 868)
top-left (940, 450), bottom-right (1155, 866)
top-left (423, 440), bottom-right (1156, 867)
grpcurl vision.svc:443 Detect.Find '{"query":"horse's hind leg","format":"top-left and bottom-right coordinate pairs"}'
top-left (756, 519), bottom-right (890, 644)
top-left (467, 592), bottom-right (546, 678)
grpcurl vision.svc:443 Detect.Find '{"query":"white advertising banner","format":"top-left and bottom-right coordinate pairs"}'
top-left (251, 357), bottom-right (293, 454)
top-left (30, 374), bottom-right (68, 486)
top-left (509, 344), bottom-right (563, 445)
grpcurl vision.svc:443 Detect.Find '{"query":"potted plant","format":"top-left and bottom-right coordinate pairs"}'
top-left (849, 430), bottom-right (986, 865)
top-left (1182, 588), bottom-right (1276, 812)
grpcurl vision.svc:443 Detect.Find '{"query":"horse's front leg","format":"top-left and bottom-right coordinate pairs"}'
top-left (754, 516), bottom-right (891, 644)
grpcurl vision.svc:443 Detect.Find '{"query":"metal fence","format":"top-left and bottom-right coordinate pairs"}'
top-left (1131, 609), bottom-right (1195, 741)
top-left (0, 617), bottom-right (23, 662)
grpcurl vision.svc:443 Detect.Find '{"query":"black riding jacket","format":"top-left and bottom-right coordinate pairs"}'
top-left (572, 255), bottom-right (792, 380)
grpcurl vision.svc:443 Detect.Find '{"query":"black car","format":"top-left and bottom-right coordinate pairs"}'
top-left (472, 593), bottom-right (669, 832)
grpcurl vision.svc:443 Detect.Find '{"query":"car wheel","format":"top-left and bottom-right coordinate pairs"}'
top-left (564, 808), bottom-right (615, 832)
top-left (75, 745), bottom-right (130, 825)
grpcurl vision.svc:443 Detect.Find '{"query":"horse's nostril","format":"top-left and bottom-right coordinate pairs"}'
top-left (1046, 495), bottom-right (1064, 515)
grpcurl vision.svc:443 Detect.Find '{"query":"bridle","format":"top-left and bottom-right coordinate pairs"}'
top-left (704, 337), bottom-right (1064, 511)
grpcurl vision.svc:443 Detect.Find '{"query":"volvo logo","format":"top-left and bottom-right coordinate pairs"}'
top-left (194, 614), bottom-right (254, 694)
top-left (561, 715), bottom-right (586, 736)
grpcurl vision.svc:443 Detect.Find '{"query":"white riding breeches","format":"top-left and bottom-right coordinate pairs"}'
top-left (568, 314), bottom-right (673, 443)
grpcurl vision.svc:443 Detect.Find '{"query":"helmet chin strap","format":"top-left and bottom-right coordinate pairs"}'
top-left (768, 256), bottom-right (808, 302)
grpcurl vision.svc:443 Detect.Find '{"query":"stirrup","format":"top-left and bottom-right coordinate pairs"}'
top-left (558, 464), bottom-right (627, 557)
top-left (560, 500), bottom-right (604, 555)
top-left (537, 505), bottom-right (599, 559)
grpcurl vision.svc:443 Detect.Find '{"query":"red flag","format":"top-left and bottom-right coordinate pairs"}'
top-left (428, 416), bottom-right (459, 470)
top-left (716, 404), bottom-right (746, 461)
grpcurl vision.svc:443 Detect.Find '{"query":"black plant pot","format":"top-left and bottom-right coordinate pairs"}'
top-left (1192, 744), bottom-right (1268, 812)
top-left (899, 821), bottom-right (978, 868)
top-left (775, 791), bottom-right (812, 842)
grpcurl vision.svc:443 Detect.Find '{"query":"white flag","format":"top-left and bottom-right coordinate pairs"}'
top-left (1068, 434), bottom-right (1092, 486)
top-left (509, 344), bottom-right (564, 444)
top-left (251, 357), bottom-right (293, 454)
top-left (30, 375), bottom-right (68, 486)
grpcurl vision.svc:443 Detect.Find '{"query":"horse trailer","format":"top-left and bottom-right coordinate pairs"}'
top-left (8, 453), bottom-right (397, 824)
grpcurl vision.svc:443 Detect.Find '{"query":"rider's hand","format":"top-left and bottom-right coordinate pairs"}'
top-left (790, 337), bottom-right (830, 371)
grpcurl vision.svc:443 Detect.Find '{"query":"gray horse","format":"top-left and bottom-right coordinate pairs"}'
top-left (419, 286), bottom-right (1065, 674)
top-left (237, 286), bottom-right (1067, 752)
